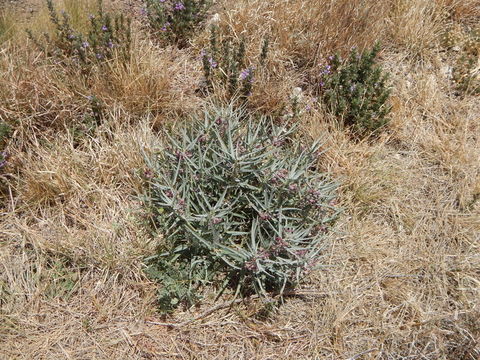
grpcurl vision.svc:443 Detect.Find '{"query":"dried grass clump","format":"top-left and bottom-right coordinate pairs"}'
top-left (218, 0), bottom-right (388, 67)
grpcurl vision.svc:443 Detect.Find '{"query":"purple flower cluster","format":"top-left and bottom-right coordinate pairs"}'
top-left (175, 150), bottom-right (192, 160)
top-left (295, 249), bottom-right (308, 257)
top-left (144, 169), bottom-right (154, 179)
top-left (208, 57), bottom-right (217, 68)
top-left (235, 141), bottom-right (246, 154)
top-left (243, 235), bottom-right (291, 272)
top-left (239, 67), bottom-right (254, 82)
top-left (271, 168), bottom-right (288, 184)
top-left (300, 188), bottom-right (325, 209)
top-left (288, 183), bottom-right (298, 192)
top-left (211, 217), bottom-right (222, 225)
top-left (258, 212), bottom-right (271, 221)
top-left (244, 259), bottom-right (257, 271)
top-left (320, 64), bottom-right (331, 76)
top-left (161, 22), bottom-right (170, 31)
top-left (174, 2), bottom-right (185, 10)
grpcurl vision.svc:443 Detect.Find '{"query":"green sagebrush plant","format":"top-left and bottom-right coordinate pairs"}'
top-left (27, 0), bottom-right (131, 68)
top-left (143, 106), bottom-right (339, 312)
top-left (319, 43), bottom-right (392, 136)
top-left (143, 0), bottom-right (210, 47)
top-left (201, 26), bottom-right (269, 101)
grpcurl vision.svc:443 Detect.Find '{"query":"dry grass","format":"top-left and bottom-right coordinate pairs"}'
top-left (1, 0), bottom-right (479, 359)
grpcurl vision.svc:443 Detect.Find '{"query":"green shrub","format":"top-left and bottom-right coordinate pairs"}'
top-left (201, 26), bottom-right (269, 102)
top-left (143, 0), bottom-right (210, 47)
top-left (319, 43), bottom-right (392, 136)
top-left (143, 106), bottom-right (339, 312)
top-left (27, 0), bottom-right (131, 68)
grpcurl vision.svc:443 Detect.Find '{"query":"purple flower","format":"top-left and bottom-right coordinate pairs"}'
top-left (244, 259), bottom-right (257, 272)
top-left (174, 2), bottom-right (185, 10)
top-left (107, 40), bottom-right (114, 48)
top-left (288, 183), bottom-right (298, 191)
top-left (258, 249), bottom-right (270, 259)
top-left (144, 169), bottom-right (153, 178)
top-left (259, 212), bottom-right (271, 221)
top-left (102, 25), bottom-right (108, 31)
top-left (239, 68), bottom-right (250, 81)
top-left (82, 41), bottom-right (89, 48)
top-left (161, 22), bottom-right (171, 31)
top-left (208, 57), bottom-right (217, 68)
top-left (295, 249), bottom-right (308, 257)
top-left (272, 168), bottom-right (288, 183)
top-left (175, 150), bottom-right (192, 160)
top-left (88, 14), bottom-right (95, 20)
top-left (68, 34), bottom-right (75, 40)
top-left (96, 53), bottom-right (103, 59)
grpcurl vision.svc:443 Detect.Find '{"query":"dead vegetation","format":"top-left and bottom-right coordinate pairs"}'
top-left (1, 0), bottom-right (479, 359)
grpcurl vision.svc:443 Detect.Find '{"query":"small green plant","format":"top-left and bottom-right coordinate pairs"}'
top-left (143, 0), bottom-right (210, 47)
top-left (143, 106), bottom-right (339, 312)
top-left (201, 26), bottom-right (269, 102)
top-left (318, 43), bottom-right (392, 136)
top-left (452, 28), bottom-right (479, 95)
top-left (27, 0), bottom-right (131, 68)
top-left (69, 95), bottom-right (104, 146)
top-left (45, 260), bottom-right (79, 300)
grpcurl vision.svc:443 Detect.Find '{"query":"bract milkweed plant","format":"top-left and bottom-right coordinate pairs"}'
top-left (143, 106), bottom-right (339, 311)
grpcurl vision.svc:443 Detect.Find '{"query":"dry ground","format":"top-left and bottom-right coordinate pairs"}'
top-left (1, 0), bottom-right (479, 359)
